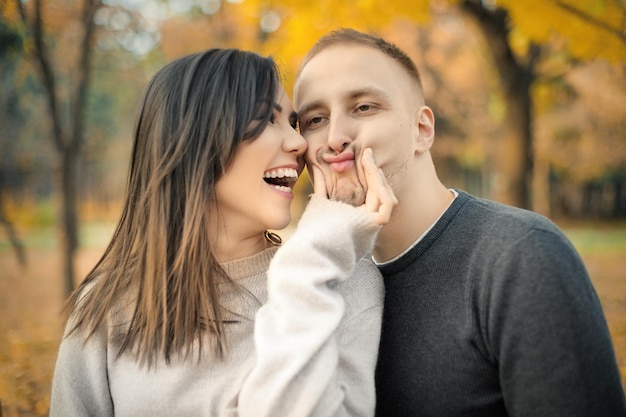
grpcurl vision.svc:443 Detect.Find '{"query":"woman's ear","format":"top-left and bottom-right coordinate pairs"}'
top-left (415, 105), bottom-right (435, 153)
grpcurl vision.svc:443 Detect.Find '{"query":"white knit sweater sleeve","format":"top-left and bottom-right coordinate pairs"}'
top-left (237, 194), bottom-right (384, 417)
top-left (49, 314), bottom-right (115, 416)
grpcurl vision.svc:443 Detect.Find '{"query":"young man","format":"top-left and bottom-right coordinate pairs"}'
top-left (295, 28), bottom-right (626, 417)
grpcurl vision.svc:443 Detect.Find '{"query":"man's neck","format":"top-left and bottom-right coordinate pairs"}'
top-left (373, 181), bottom-right (453, 263)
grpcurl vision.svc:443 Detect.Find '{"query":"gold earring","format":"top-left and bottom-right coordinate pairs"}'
top-left (264, 230), bottom-right (283, 246)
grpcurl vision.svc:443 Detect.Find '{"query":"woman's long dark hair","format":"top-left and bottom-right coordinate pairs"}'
top-left (65, 49), bottom-right (280, 366)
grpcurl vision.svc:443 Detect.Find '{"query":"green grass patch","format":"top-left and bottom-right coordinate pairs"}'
top-left (563, 224), bottom-right (626, 255)
top-left (3, 220), bottom-right (626, 255)
top-left (0, 221), bottom-right (115, 250)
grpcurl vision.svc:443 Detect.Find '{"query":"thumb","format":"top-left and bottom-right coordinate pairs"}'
top-left (310, 165), bottom-right (328, 198)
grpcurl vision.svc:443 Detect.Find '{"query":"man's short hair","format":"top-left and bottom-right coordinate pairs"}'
top-left (298, 28), bottom-right (423, 92)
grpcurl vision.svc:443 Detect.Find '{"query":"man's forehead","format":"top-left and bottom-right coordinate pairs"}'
top-left (299, 44), bottom-right (383, 77)
top-left (295, 46), bottom-right (398, 108)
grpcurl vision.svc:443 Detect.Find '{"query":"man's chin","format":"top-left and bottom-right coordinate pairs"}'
top-left (330, 177), bottom-right (366, 207)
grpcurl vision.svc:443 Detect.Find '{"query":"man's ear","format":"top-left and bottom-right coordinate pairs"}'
top-left (415, 105), bottom-right (435, 153)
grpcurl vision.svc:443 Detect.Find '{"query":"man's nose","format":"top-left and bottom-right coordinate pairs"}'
top-left (327, 114), bottom-right (353, 152)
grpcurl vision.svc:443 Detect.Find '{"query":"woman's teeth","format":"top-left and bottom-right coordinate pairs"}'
top-left (263, 168), bottom-right (298, 192)
top-left (271, 185), bottom-right (293, 192)
top-left (263, 168), bottom-right (298, 180)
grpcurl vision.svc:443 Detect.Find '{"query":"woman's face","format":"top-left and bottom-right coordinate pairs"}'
top-left (214, 87), bottom-right (307, 241)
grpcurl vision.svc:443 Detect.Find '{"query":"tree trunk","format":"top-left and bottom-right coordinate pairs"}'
top-left (60, 147), bottom-right (79, 295)
top-left (0, 186), bottom-right (27, 266)
top-left (17, 0), bottom-right (101, 296)
top-left (532, 153), bottom-right (551, 217)
top-left (461, 0), bottom-right (535, 209)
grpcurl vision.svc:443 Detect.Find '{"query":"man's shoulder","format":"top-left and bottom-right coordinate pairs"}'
top-left (445, 190), bottom-right (574, 257)
top-left (455, 190), bottom-right (559, 235)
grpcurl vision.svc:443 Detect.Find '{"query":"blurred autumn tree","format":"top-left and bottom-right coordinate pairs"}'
top-left (0, 0), bottom-right (103, 295)
top-left (536, 60), bottom-right (626, 218)
top-left (459, 0), bottom-right (626, 212)
top-left (0, 18), bottom-right (27, 266)
top-left (0, 0), bottom-right (158, 295)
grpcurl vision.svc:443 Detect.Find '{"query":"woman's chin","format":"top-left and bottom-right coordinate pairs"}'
top-left (268, 214), bottom-right (292, 232)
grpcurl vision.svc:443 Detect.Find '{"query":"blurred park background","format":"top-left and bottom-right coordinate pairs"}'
top-left (1, 0), bottom-right (625, 415)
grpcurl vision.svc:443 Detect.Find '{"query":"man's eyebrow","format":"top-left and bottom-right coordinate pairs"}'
top-left (298, 86), bottom-right (391, 116)
top-left (349, 86), bottom-right (390, 102)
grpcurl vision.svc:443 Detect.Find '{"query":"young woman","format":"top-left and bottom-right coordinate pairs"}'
top-left (49, 49), bottom-right (396, 416)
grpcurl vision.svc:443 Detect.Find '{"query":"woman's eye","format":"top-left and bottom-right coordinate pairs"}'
top-left (269, 113), bottom-right (276, 123)
top-left (357, 104), bottom-right (372, 112)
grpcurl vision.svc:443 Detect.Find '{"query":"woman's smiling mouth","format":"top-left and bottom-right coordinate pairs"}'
top-left (263, 167), bottom-right (299, 192)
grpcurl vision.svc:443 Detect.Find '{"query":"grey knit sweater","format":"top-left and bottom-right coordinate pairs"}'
top-left (375, 190), bottom-right (626, 417)
top-left (50, 195), bottom-right (384, 417)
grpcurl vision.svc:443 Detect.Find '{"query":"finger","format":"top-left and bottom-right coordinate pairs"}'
top-left (362, 148), bottom-right (383, 189)
top-left (310, 165), bottom-right (328, 197)
top-left (361, 148), bottom-right (397, 224)
top-left (361, 148), bottom-right (385, 212)
top-left (374, 181), bottom-right (398, 225)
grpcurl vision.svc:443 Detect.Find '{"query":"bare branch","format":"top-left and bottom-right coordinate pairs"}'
top-left (30, 0), bottom-right (65, 153)
top-left (15, 0), bottom-right (27, 22)
top-left (550, 0), bottom-right (626, 43)
top-left (70, 0), bottom-right (101, 153)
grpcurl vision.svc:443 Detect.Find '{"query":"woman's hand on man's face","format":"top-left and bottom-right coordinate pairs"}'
top-left (311, 148), bottom-right (397, 226)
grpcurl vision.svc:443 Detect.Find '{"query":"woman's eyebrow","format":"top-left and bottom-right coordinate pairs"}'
top-left (274, 103), bottom-right (297, 119)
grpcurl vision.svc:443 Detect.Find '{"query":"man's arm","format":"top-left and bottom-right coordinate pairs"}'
top-left (490, 228), bottom-right (626, 416)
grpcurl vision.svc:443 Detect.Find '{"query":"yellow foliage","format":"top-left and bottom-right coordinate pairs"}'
top-left (0, 0), bottom-right (17, 21)
top-left (253, 0), bottom-right (431, 92)
top-left (499, 0), bottom-right (626, 62)
top-left (71, 0), bottom-right (626, 96)
top-left (158, 1), bottom-right (265, 60)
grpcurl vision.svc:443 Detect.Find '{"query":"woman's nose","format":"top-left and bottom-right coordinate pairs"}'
top-left (285, 127), bottom-right (307, 155)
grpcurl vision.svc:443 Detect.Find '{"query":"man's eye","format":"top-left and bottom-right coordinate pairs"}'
top-left (299, 115), bottom-right (326, 133)
top-left (357, 104), bottom-right (372, 112)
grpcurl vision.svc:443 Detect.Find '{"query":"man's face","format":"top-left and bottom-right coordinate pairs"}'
top-left (295, 44), bottom-right (423, 205)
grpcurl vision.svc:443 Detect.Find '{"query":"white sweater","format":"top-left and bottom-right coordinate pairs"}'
top-left (49, 195), bottom-right (384, 417)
